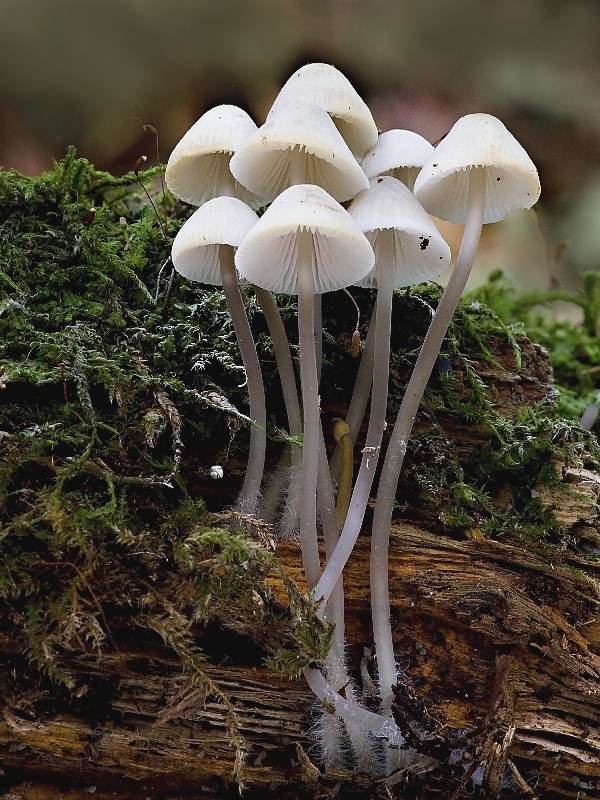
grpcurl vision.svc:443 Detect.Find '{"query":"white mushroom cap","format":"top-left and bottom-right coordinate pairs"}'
top-left (348, 176), bottom-right (451, 288)
top-left (413, 113), bottom-right (541, 224)
top-left (165, 105), bottom-right (265, 208)
top-left (269, 62), bottom-right (378, 160)
top-left (235, 183), bottom-right (374, 294)
top-left (361, 129), bottom-right (435, 190)
top-left (171, 196), bottom-right (258, 285)
top-left (230, 101), bottom-right (369, 204)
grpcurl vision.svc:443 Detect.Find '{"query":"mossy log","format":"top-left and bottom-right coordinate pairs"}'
top-left (1, 155), bottom-right (599, 799)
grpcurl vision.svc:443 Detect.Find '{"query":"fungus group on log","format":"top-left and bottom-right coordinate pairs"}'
top-left (0, 63), bottom-right (599, 800)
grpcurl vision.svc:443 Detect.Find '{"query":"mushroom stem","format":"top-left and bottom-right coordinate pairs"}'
top-left (253, 287), bottom-right (303, 440)
top-left (303, 665), bottom-right (404, 748)
top-left (219, 245), bottom-right (267, 515)
top-left (220, 167), bottom-right (237, 198)
top-left (317, 429), bottom-right (344, 644)
top-left (370, 166), bottom-right (487, 713)
top-left (316, 432), bottom-right (346, 768)
top-left (297, 230), bottom-right (322, 589)
top-left (314, 295), bottom-right (323, 384)
top-left (319, 430), bottom-right (377, 772)
top-left (314, 228), bottom-right (395, 609)
top-left (253, 287), bottom-right (303, 529)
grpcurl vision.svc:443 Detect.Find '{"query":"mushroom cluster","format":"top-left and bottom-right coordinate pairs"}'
top-left (166, 63), bottom-right (541, 774)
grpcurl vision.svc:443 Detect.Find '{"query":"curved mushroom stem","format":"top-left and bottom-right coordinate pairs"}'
top-left (297, 231), bottom-right (322, 589)
top-left (316, 430), bottom-right (344, 643)
top-left (314, 228), bottom-right (395, 609)
top-left (253, 287), bottom-right (303, 439)
top-left (371, 166), bottom-right (487, 714)
top-left (318, 425), bottom-right (376, 772)
top-left (219, 245), bottom-right (267, 515)
top-left (316, 433), bottom-right (347, 769)
top-left (303, 666), bottom-right (405, 755)
top-left (253, 287), bottom-right (303, 529)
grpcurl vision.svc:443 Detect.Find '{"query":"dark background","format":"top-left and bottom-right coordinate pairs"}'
top-left (1, 0), bottom-right (600, 291)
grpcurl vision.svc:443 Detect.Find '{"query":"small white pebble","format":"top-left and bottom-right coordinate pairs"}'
top-left (209, 465), bottom-right (224, 479)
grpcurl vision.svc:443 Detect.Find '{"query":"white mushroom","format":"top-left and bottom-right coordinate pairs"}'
top-left (171, 197), bottom-right (266, 514)
top-left (315, 176), bottom-right (451, 651)
top-left (413, 113), bottom-right (541, 223)
top-left (361, 129), bottom-right (435, 191)
top-left (229, 100), bottom-right (369, 204)
top-left (268, 62), bottom-right (378, 160)
top-left (165, 105), bottom-right (265, 207)
top-left (237, 183), bottom-right (384, 769)
top-left (235, 183), bottom-right (374, 588)
top-left (370, 113), bottom-right (540, 714)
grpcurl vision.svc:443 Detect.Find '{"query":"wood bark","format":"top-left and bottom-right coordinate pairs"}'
top-left (1, 336), bottom-right (599, 799)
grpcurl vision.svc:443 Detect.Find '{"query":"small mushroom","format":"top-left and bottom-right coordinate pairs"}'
top-left (267, 62), bottom-right (378, 160)
top-left (414, 113), bottom-right (541, 224)
top-left (370, 113), bottom-right (540, 713)
top-left (229, 100), bottom-right (369, 204)
top-left (315, 176), bottom-right (450, 628)
top-left (165, 104), bottom-right (265, 207)
top-left (361, 129), bottom-right (435, 191)
top-left (332, 418), bottom-right (353, 527)
top-left (171, 196), bottom-right (266, 514)
top-left (235, 183), bottom-right (374, 588)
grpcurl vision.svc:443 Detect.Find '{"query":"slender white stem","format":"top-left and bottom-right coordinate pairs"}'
top-left (314, 230), bottom-right (395, 608)
top-left (371, 167), bottom-right (487, 713)
top-left (316, 434), bottom-right (347, 768)
top-left (297, 231), bottom-right (322, 589)
top-left (318, 433), bottom-right (345, 646)
top-left (253, 287), bottom-right (303, 441)
top-left (220, 245), bottom-right (267, 514)
top-left (253, 287), bottom-right (303, 529)
top-left (314, 294), bottom-right (323, 384)
top-left (220, 166), bottom-right (237, 198)
top-left (260, 444), bottom-right (292, 524)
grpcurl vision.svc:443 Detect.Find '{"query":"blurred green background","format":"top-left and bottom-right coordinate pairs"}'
top-left (1, 0), bottom-right (600, 290)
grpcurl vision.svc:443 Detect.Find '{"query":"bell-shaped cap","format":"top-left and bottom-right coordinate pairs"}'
top-left (230, 101), bottom-right (369, 204)
top-left (235, 183), bottom-right (374, 295)
top-left (171, 196), bottom-right (259, 285)
top-left (361, 129), bottom-right (435, 191)
top-left (348, 176), bottom-right (451, 288)
top-left (269, 63), bottom-right (378, 160)
top-left (413, 113), bottom-right (541, 224)
top-left (165, 105), bottom-right (265, 208)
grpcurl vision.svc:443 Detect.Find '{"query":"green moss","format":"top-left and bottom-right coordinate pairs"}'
top-left (471, 268), bottom-right (600, 420)
top-left (383, 280), bottom-right (598, 556)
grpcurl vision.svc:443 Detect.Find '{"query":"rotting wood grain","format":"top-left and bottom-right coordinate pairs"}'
top-left (1, 516), bottom-right (598, 799)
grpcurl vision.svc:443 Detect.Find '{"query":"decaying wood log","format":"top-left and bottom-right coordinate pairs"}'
top-left (1, 327), bottom-right (599, 800)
